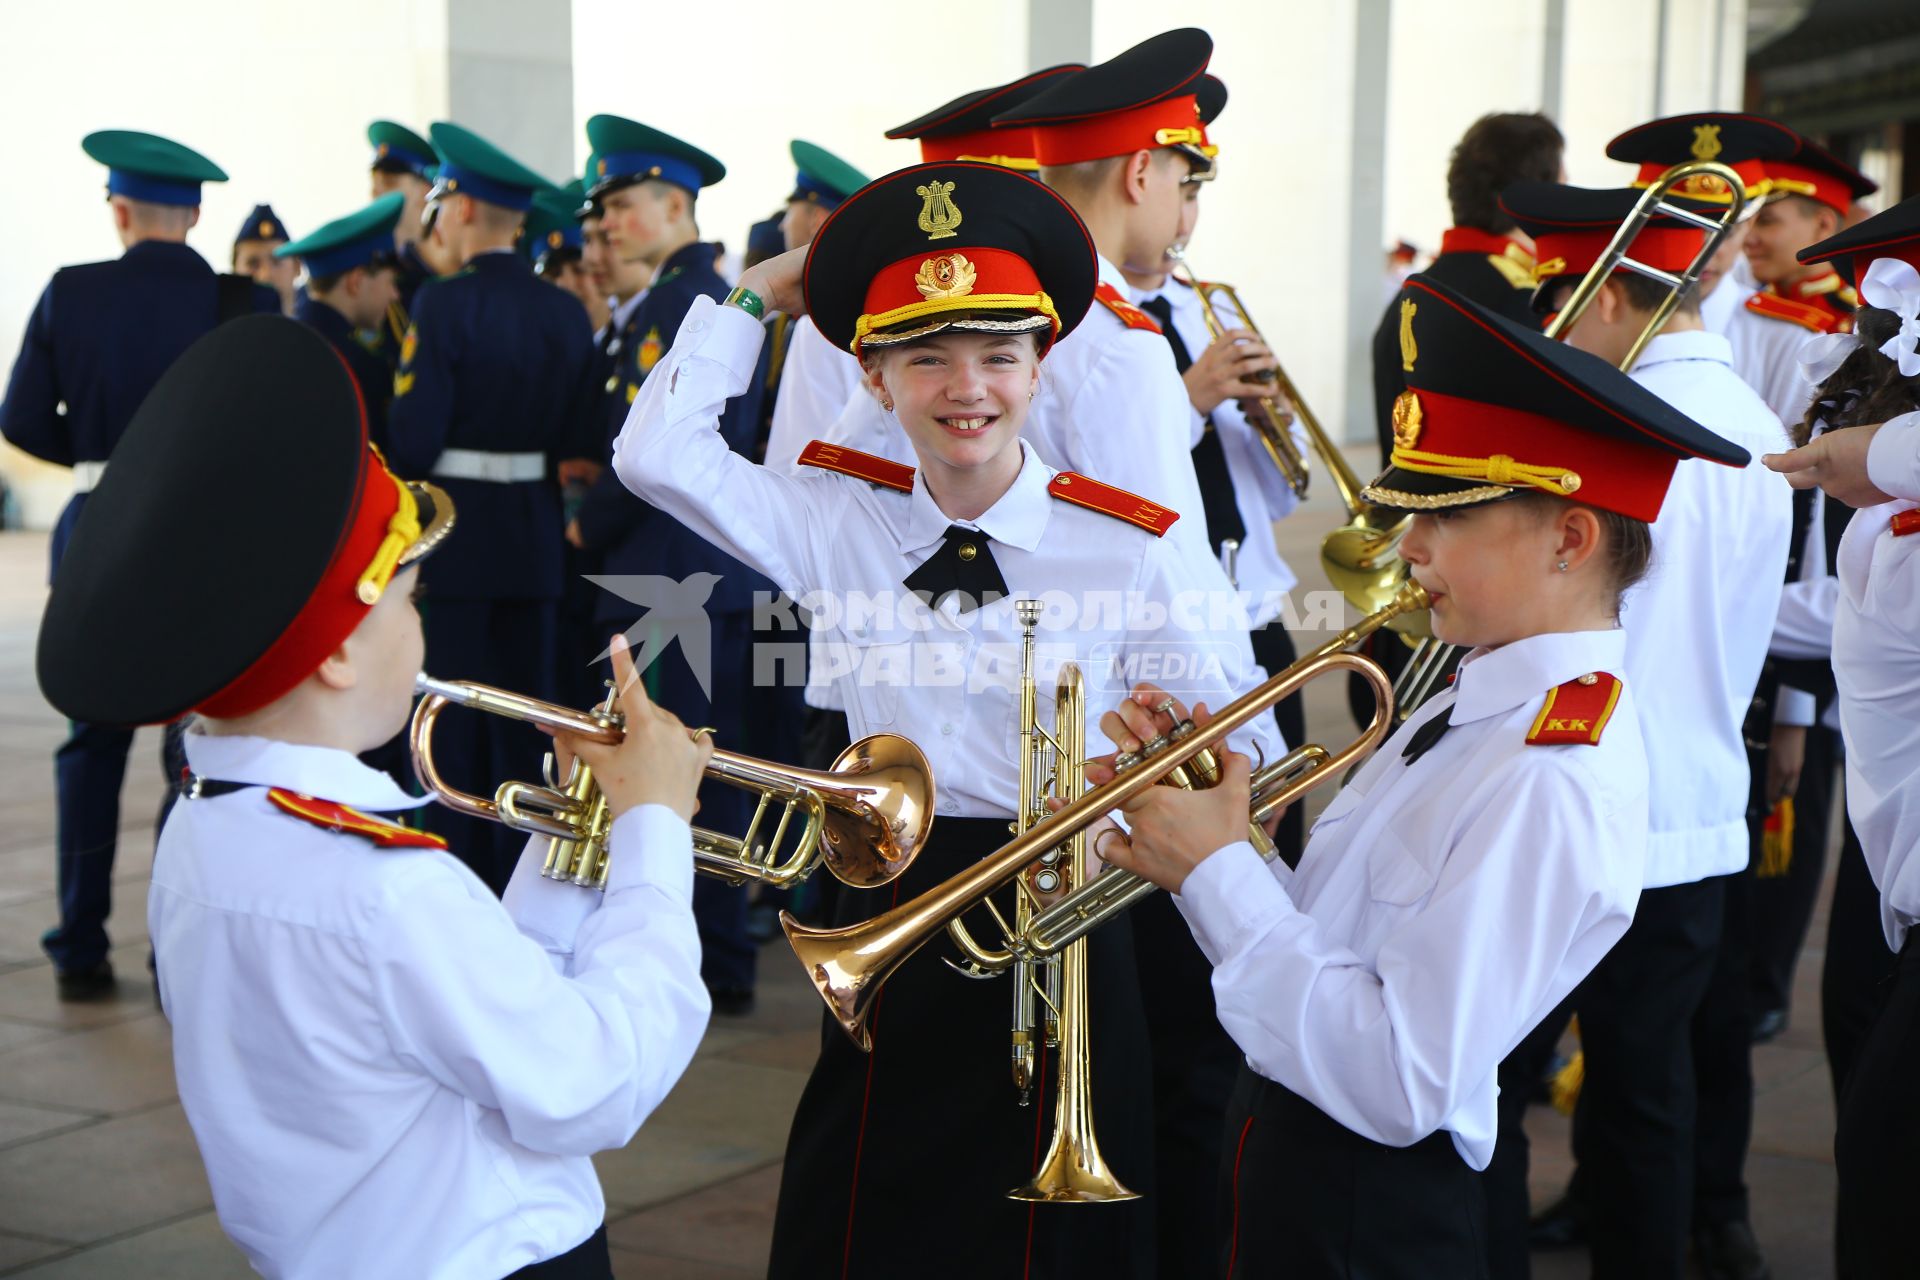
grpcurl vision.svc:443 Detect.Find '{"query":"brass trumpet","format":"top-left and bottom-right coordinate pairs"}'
top-left (1390, 157), bottom-right (1753, 720)
top-left (411, 675), bottom-right (934, 892)
top-left (781, 582), bottom-right (1424, 1050)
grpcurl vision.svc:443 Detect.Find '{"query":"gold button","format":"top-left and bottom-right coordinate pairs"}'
top-left (1577, 673), bottom-right (1598, 686)
top-left (958, 543), bottom-right (977, 562)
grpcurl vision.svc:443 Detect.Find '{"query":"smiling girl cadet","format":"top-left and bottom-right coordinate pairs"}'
top-left (1085, 275), bottom-right (1752, 1280)
top-left (611, 161), bottom-right (1279, 1278)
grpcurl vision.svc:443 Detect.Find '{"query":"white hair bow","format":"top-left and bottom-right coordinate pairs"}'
top-left (1798, 256), bottom-right (1920, 384)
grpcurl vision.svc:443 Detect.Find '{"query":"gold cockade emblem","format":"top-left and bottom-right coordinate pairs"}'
top-left (1392, 390), bottom-right (1423, 452)
top-left (1398, 297), bottom-right (1418, 373)
top-left (1690, 123), bottom-right (1723, 161)
top-left (916, 180), bottom-right (962, 241)
top-left (915, 252), bottom-right (977, 300)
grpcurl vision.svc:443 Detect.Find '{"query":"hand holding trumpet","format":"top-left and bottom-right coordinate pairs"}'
top-left (551, 635), bottom-right (714, 823)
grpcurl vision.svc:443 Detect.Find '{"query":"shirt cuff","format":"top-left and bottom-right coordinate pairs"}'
top-left (675, 294), bottom-right (764, 390)
top-left (601, 804), bottom-right (695, 900)
top-left (1868, 412), bottom-right (1920, 502)
top-left (1774, 686), bottom-right (1817, 728)
top-left (1173, 839), bottom-right (1295, 966)
top-left (502, 835), bottom-right (599, 953)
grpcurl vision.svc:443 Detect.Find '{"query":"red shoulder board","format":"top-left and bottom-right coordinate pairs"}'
top-left (1047, 472), bottom-right (1179, 536)
top-left (1745, 291), bottom-right (1836, 334)
top-left (1525, 673), bottom-right (1624, 747)
top-left (1093, 283), bottom-right (1162, 334)
top-left (798, 440), bottom-right (915, 494)
top-left (1890, 509), bottom-right (1920, 537)
top-left (266, 790), bottom-right (449, 850)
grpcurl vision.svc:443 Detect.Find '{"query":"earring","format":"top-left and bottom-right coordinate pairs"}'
top-left (1028, 388), bottom-right (1036, 402)
top-left (882, 397), bottom-right (894, 413)
top-left (1557, 560), bottom-right (1569, 573)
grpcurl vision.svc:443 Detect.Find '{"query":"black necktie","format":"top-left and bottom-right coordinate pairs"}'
top-left (903, 526), bottom-right (1010, 616)
top-left (1400, 705), bottom-right (1454, 766)
top-left (1138, 294), bottom-right (1246, 554)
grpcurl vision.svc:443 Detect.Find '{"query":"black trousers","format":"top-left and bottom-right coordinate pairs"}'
top-left (1248, 621), bottom-right (1306, 868)
top-left (1220, 1067), bottom-right (1489, 1280)
top-left (506, 1225), bottom-right (610, 1278)
top-left (1835, 935), bottom-right (1920, 1279)
top-left (768, 818), bottom-right (1156, 1280)
top-left (1691, 869), bottom-right (1755, 1228)
top-left (1823, 810), bottom-right (1899, 1101)
top-left (1482, 997), bottom-right (1574, 1280)
top-left (1749, 723), bottom-right (1839, 1019)
top-left (1571, 876), bottom-right (1725, 1280)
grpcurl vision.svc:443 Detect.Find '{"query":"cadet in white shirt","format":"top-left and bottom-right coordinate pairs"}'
top-left (1087, 273), bottom-right (1751, 1280)
top-left (1499, 182), bottom-right (1793, 1280)
top-left (1768, 202), bottom-right (1920, 1279)
top-left (34, 316), bottom-right (714, 1280)
top-left (613, 159), bottom-right (1277, 1280)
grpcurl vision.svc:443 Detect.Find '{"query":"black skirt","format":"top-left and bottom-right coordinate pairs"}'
top-left (1219, 1067), bottom-right (1488, 1280)
top-left (769, 816), bottom-right (1157, 1280)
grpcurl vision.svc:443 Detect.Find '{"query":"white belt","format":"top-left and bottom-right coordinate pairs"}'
top-left (73, 461), bottom-right (108, 493)
top-left (430, 449), bottom-right (546, 484)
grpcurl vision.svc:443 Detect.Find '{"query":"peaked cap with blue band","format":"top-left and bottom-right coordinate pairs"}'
top-left (426, 122), bottom-right (555, 213)
top-left (368, 120), bottom-right (437, 180)
top-left (235, 204), bottom-right (291, 248)
top-left (525, 183), bottom-right (586, 269)
top-left (275, 193), bottom-right (404, 278)
top-left (583, 114), bottom-right (725, 200)
top-left (82, 130), bottom-right (227, 207)
top-left (788, 140), bottom-right (868, 209)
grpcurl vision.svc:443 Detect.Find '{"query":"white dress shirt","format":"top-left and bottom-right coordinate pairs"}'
top-left (1623, 330), bottom-right (1794, 888)
top-left (765, 315), bottom-right (866, 475)
top-left (1723, 301), bottom-right (1818, 430)
top-left (1126, 274), bottom-right (1306, 623)
top-left (151, 732), bottom-right (709, 1280)
top-left (1832, 496), bottom-right (1920, 952)
top-left (612, 295), bottom-right (1282, 819)
top-left (1174, 628), bottom-right (1647, 1169)
top-left (1869, 409), bottom-right (1920, 502)
top-left (1699, 257), bottom-right (1753, 338)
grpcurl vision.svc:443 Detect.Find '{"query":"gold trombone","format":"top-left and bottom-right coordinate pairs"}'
top-left (410, 675), bottom-right (934, 892)
top-left (1390, 156), bottom-right (1752, 719)
top-left (780, 581), bottom-right (1423, 1050)
top-left (1166, 247), bottom-right (1416, 632)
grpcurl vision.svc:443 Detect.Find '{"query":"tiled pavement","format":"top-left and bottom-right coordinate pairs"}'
top-left (0, 453), bottom-right (1845, 1276)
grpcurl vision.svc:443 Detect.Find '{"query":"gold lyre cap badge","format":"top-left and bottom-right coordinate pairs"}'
top-left (916, 179), bottom-right (962, 241)
top-left (1398, 297), bottom-right (1418, 373)
top-left (1690, 123), bottom-right (1723, 161)
top-left (915, 252), bottom-right (977, 300)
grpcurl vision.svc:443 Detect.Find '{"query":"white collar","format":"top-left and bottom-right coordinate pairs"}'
top-left (1447, 628), bottom-right (1627, 726)
top-left (902, 440), bottom-right (1054, 555)
top-left (184, 731), bottom-right (433, 811)
top-left (1634, 329), bottom-right (1733, 368)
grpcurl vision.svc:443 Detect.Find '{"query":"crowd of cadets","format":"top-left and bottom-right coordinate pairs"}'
top-left (2, 25), bottom-right (1917, 1280)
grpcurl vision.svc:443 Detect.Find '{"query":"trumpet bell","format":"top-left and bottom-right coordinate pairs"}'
top-left (817, 734), bottom-right (935, 888)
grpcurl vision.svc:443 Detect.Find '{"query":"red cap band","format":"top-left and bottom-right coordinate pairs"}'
top-left (1632, 158), bottom-right (1770, 201)
top-left (1531, 224), bottom-right (1706, 284)
top-left (1030, 94), bottom-right (1204, 166)
top-left (1763, 159), bottom-right (1856, 214)
top-left (1396, 387), bottom-right (1679, 521)
top-left (919, 128), bottom-right (1040, 170)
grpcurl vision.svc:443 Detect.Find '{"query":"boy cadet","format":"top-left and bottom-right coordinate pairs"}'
top-left (35, 313), bottom-right (710, 1279)
top-left (1, 129), bottom-right (277, 999)
top-left (529, 180), bottom-right (607, 333)
top-left (1369, 112), bottom-right (1565, 467)
top-left (231, 203), bottom-right (298, 315)
top-left (385, 122), bottom-right (603, 892)
top-left (567, 114), bottom-right (771, 1015)
top-left (276, 193), bottom-right (405, 452)
top-left (1495, 182), bottom-right (1793, 1280)
top-left (367, 119), bottom-right (441, 359)
top-left (1746, 137), bottom-right (1877, 335)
